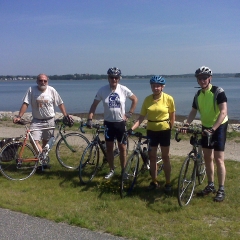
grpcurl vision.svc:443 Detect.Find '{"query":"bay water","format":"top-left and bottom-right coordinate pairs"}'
top-left (0, 78), bottom-right (239, 120)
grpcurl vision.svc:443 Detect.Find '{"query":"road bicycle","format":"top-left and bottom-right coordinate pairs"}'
top-left (175, 127), bottom-right (207, 206)
top-left (120, 131), bottom-right (163, 198)
top-left (0, 119), bottom-right (90, 180)
top-left (79, 122), bottom-right (129, 184)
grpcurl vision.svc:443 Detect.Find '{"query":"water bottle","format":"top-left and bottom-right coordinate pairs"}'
top-left (42, 136), bottom-right (55, 158)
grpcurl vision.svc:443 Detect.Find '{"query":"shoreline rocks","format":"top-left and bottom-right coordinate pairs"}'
top-left (0, 111), bottom-right (239, 132)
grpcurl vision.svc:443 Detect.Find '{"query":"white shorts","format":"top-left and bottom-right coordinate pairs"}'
top-left (30, 118), bottom-right (55, 141)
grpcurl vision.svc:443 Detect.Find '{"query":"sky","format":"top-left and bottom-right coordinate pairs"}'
top-left (0, 0), bottom-right (240, 76)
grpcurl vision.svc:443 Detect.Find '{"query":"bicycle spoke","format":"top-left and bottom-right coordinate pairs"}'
top-left (56, 133), bottom-right (90, 170)
top-left (120, 152), bottom-right (139, 198)
top-left (79, 144), bottom-right (99, 184)
top-left (197, 158), bottom-right (206, 185)
top-left (178, 156), bottom-right (196, 206)
top-left (0, 142), bottom-right (37, 180)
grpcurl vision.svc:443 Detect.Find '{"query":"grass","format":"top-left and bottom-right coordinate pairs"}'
top-left (0, 147), bottom-right (240, 239)
top-left (0, 120), bottom-right (240, 239)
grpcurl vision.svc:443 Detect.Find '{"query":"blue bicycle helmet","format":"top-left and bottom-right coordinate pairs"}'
top-left (195, 66), bottom-right (212, 77)
top-left (150, 75), bottom-right (166, 85)
top-left (107, 67), bottom-right (121, 76)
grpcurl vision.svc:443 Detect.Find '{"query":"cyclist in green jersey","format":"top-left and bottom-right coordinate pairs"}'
top-left (181, 66), bottom-right (228, 202)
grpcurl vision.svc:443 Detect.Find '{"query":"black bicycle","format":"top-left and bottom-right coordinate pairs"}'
top-left (79, 122), bottom-right (129, 184)
top-left (175, 128), bottom-right (207, 206)
top-left (120, 131), bottom-right (163, 198)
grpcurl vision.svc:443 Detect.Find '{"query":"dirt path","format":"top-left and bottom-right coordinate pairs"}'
top-left (0, 125), bottom-right (239, 161)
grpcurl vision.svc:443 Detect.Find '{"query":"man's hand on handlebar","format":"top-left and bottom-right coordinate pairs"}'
top-left (86, 119), bottom-right (93, 129)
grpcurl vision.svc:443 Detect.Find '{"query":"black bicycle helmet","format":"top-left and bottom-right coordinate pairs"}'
top-left (195, 66), bottom-right (212, 77)
top-left (107, 67), bottom-right (121, 76)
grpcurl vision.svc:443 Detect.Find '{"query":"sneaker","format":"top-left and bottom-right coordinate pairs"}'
top-left (214, 190), bottom-right (225, 202)
top-left (105, 170), bottom-right (115, 179)
top-left (164, 184), bottom-right (172, 193)
top-left (36, 164), bottom-right (51, 172)
top-left (196, 185), bottom-right (216, 196)
top-left (147, 181), bottom-right (159, 190)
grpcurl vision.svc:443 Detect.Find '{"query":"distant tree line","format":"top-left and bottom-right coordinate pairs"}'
top-left (1, 73), bottom-right (239, 80)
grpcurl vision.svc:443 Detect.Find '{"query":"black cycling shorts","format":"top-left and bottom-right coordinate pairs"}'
top-left (202, 121), bottom-right (228, 151)
top-left (104, 121), bottom-right (126, 142)
top-left (147, 129), bottom-right (171, 147)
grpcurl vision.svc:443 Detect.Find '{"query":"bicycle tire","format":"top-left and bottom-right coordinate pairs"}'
top-left (0, 141), bottom-right (37, 180)
top-left (177, 155), bottom-right (196, 206)
top-left (120, 152), bottom-right (139, 198)
top-left (197, 157), bottom-right (206, 185)
top-left (56, 133), bottom-right (90, 170)
top-left (79, 143), bottom-right (100, 184)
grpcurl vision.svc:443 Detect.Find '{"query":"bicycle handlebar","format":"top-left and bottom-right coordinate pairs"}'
top-left (79, 122), bottom-right (105, 134)
top-left (175, 127), bottom-right (213, 146)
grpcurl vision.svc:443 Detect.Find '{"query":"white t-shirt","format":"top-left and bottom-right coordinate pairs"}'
top-left (23, 85), bottom-right (63, 119)
top-left (94, 84), bottom-right (133, 122)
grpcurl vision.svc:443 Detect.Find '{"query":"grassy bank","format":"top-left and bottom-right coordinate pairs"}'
top-left (0, 149), bottom-right (240, 240)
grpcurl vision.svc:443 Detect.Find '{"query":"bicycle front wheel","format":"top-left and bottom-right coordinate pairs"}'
top-left (178, 155), bottom-right (196, 207)
top-left (0, 141), bottom-right (37, 180)
top-left (56, 133), bottom-right (90, 170)
top-left (197, 158), bottom-right (206, 185)
top-left (120, 152), bottom-right (139, 198)
top-left (79, 144), bottom-right (100, 184)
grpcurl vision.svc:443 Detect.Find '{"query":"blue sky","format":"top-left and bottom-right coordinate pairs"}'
top-left (1, 0), bottom-right (239, 75)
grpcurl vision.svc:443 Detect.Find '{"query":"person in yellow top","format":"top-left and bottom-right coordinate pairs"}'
top-left (129, 75), bottom-right (175, 192)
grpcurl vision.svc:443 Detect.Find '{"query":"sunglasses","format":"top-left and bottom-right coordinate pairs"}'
top-left (197, 76), bottom-right (209, 81)
top-left (109, 76), bottom-right (120, 80)
top-left (38, 80), bottom-right (48, 83)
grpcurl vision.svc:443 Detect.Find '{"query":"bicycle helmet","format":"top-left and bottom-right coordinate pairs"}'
top-left (107, 67), bottom-right (121, 76)
top-left (150, 75), bottom-right (166, 85)
top-left (195, 66), bottom-right (212, 77)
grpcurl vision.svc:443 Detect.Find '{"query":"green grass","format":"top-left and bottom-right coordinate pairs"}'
top-left (0, 147), bottom-right (240, 240)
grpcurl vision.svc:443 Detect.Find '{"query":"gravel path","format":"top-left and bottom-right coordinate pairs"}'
top-left (0, 126), bottom-right (239, 161)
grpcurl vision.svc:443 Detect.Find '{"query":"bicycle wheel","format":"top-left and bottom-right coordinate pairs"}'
top-left (178, 155), bottom-right (196, 206)
top-left (56, 133), bottom-right (90, 170)
top-left (197, 157), bottom-right (206, 185)
top-left (0, 141), bottom-right (37, 180)
top-left (79, 144), bottom-right (100, 184)
top-left (120, 152), bottom-right (139, 198)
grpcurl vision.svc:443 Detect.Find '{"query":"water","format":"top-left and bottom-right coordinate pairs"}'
top-left (0, 78), bottom-right (239, 120)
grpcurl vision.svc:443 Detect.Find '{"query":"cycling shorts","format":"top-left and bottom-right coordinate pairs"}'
top-left (104, 121), bottom-right (126, 143)
top-left (202, 121), bottom-right (228, 151)
top-left (147, 129), bottom-right (171, 147)
top-left (30, 118), bottom-right (55, 141)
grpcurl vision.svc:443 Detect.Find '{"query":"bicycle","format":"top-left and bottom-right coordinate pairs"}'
top-left (175, 127), bottom-right (207, 206)
top-left (79, 122), bottom-right (129, 184)
top-left (0, 119), bottom-right (90, 180)
top-left (120, 131), bottom-right (163, 198)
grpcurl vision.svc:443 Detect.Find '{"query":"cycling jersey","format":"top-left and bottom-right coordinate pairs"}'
top-left (192, 85), bottom-right (228, 127)
top-left (94, 84), bottom-right (133, 122)
top-left (140, 92), bottom-right (175, 131)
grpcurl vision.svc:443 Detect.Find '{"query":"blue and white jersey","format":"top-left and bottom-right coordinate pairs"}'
top-left (94, 84), bottom-right (133, 122)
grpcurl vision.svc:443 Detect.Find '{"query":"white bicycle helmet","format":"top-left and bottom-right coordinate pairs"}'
top-left (195, 66), bottom-right (212, 77)
top-left (107, 67), bottom-right (121, 76)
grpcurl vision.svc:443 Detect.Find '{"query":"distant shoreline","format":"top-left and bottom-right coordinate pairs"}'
top-left (72, 113), bottom-right (239, 124)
